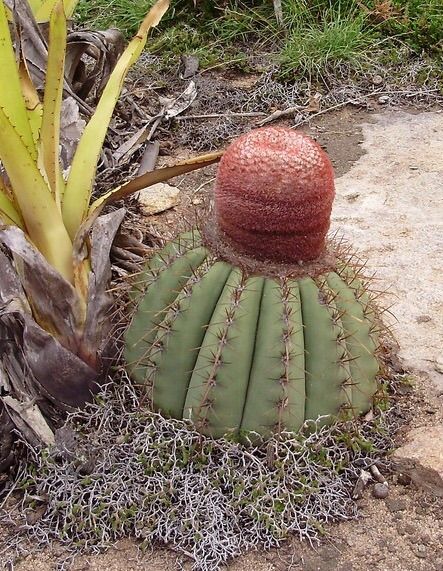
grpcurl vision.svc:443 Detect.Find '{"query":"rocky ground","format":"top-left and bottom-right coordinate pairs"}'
top-left (1, 107), bottom-right (442, 570)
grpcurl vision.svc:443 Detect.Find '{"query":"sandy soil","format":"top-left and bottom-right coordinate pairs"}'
top-left (1, 107), bottom-right (442, 571)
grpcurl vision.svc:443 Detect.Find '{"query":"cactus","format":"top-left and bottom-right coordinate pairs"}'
top-left (125, 127), bottom-right (381, 439)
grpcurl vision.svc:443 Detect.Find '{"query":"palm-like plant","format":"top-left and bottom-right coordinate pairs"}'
top-left (0, 0), bottom-right (221, 471)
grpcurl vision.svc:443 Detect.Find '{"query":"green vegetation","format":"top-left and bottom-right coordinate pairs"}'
top-left (365, 0), bottom-right (442, 53)
top-left (76, 0), bottom-right (442, 80)
top-left (280, 8), bottom-right (377, 78)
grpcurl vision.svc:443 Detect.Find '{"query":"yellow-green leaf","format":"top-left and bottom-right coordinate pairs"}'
top-left (0, 0), bottom-right (37, 159)
top-left (0, 184), bottom-right (25, 229)
top-left (4, 0), bottom-right (44, 21)
top-left (35, 0), bottom-right (79, 21)
top-left (28, 0), bottom-right (44, 14)
top-left (0, 106), bottom-right (74, 282)
top-left (39, 0), bottom-right (67, 208)
top-left (18, 60), bottom-right (43, 148)
top-left (89, 151), bottom-right (223, 213)
top-left (62, 0), bottom-right (170, 240)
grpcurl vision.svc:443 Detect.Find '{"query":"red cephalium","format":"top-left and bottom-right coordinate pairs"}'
top-left (214, 127), bottom-right (335, 263)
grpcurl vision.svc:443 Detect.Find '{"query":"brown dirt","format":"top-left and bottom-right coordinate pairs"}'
top-left (2, 105), bottom-right (442, 571)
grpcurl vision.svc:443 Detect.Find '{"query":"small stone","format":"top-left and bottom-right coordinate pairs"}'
top-left (414, 544), bottom-right (427, 558)
top-left (372, 482), bottom-right (389, 499)
top-left (372, 74), bottom-right (384, 85)
top-left (378, 95), bottom-right (390, 104)
top-left (385, 497), bottom-right (407, 512)
top-left (137, 183), bottom-right (180, 215)
top-left (416, 315), bottom-right (431, 323)
top-left (192, 198), bottom-right (203, 205)
top-left (345, 192), bottom-right (360, 202)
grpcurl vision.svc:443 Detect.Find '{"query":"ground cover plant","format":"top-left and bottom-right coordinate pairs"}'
top-left (2, 374), bottom-right (402, 571)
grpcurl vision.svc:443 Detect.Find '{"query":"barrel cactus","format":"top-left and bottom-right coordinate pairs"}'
top-left (124, 127), bottom-right (381, 439)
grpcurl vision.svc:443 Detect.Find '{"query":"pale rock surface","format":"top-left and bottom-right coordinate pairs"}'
top-left (333, 110), bottom-right (443, 495)
top-left (394, 426), bottom-right (443, 479)
top-left (333, 110), bottom-right (443, 392)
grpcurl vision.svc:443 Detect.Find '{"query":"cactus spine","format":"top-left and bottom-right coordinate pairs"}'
top-left (125, 127), bottom-right (382, 439)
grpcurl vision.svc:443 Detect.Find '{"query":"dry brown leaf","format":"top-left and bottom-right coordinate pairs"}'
top-left (137, 141), bottom-right (160, 174)
top-left (81, 209), bottom-right (125, 355)
top-left (2, 396), bottom-right (55, 447)
top-left (164, 81), bottom-right (198, 119)
top-left (113, 124), bottom-right (152, 164)
top-left (65, 28), bottom-right (125, 102)
top-left (0, 226), bottom-right (84, 349)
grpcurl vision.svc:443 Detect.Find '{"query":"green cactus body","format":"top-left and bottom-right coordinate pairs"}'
top-left (125, 231), bottom-right (380, 439)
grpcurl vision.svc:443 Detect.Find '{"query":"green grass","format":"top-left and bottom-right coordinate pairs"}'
top-left (75, 0), bottom-right (442, 80)
top-left (75, 0), bottom-right (217, 37)
top-left (280, 7), bottom-right (377, 78)
top-left (75, 0), bottom-right (226, 68)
